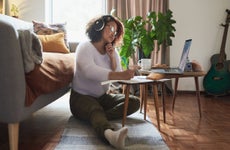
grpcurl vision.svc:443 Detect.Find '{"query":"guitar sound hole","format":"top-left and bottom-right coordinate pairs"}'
top-left (215, 63), bottom-right (224, 70)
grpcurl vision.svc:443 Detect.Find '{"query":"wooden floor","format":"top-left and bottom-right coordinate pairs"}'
top-left (147, 92), bottom-right (230, 150)
top-left (0, 91), bottom-right (230, 150)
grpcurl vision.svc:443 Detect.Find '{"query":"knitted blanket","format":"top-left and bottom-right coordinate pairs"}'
top-left (18, 29), bottom-right (43, 73)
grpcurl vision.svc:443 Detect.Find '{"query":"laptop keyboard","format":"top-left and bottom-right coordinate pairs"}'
top-left (164, 68), bottom-right (180, 73)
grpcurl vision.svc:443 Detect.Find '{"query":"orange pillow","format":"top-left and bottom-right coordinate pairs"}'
top-left (37, 33), bottom-right (70, 53)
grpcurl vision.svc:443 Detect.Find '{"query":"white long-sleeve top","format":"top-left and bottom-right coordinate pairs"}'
top-left (72, 41), bottom-right (122, 97)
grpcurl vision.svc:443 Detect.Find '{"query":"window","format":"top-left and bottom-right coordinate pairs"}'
top-left (50, 0), bottom-right (106, 42)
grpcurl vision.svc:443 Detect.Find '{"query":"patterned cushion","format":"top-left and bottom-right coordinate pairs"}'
top-left (32, 20), bottom-right (69, 48)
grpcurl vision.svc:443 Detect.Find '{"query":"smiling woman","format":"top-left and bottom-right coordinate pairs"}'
top-left (50, 0), bottom-right (106, 42)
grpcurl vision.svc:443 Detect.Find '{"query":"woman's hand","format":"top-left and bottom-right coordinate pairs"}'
top-left (105, 43), bottom-right (117, 71)
top-left (108, 69), bottom-right (136, 80)
top-left (122, 69), bottom-right (135, 79)
top-left (105, 43), bottom-right (115, 58)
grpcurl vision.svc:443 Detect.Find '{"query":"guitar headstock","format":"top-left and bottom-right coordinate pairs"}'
top-left (226, 9), bottom-right (230, 24)
top-left (221, 9), bottom-right (230, 27)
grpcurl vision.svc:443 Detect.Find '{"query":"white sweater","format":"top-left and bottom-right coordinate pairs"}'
top-left (72, 41), bottom-right (122, 97)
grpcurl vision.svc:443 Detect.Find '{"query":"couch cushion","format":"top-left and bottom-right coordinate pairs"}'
top-left (25, 52), bottom-right (75, 106)
top-left (32, 20), bottom-right (69, 48)
top-left (37, 33), bottom-right (70, 53)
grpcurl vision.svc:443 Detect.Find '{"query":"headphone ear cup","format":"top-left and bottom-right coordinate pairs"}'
top-left (94, 19), bottom-right (105, 31)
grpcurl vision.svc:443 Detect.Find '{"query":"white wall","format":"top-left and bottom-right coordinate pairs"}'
top-left (6, 0), bottom-right (46, 22)
top-left (5, 0), bottom-right (230, 91)
top-left (169, 0), bottom-right (230, 91)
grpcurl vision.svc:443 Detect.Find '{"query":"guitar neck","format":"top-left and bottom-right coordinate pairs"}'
top-left (219, 9), bottom-right (230, 62)
top-left (219, 24), bottom-right (229, 60)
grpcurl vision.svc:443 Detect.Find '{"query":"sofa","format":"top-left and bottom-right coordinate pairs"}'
top-left (0, 14), bottom-right (77, 150)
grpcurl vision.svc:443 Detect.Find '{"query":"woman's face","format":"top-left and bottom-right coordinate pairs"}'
top-left (102, 21), bottom-right (117, 43)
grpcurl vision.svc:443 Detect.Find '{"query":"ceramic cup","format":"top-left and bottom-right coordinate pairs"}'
top-left (138, 59), bottom-right (152, 70)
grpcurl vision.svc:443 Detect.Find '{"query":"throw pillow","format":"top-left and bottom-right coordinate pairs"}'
top-left (32, 20), bottom-right (69, 48)
top-left (37, 33), bottom-right (70, 53)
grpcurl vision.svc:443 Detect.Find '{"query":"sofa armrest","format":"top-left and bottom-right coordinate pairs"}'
top-left (0, 15), bottom-right (32, 123)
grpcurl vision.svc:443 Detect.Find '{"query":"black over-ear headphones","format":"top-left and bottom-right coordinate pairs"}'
top-left (94, 19), bottom-right (105, 31)
top-left (94, 15), bottom-right (114, 31)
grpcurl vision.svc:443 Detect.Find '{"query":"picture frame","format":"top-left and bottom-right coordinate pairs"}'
top-left (0, 0), bottom-right (5, 14)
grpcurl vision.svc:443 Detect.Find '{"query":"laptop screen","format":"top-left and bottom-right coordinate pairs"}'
top-left (178, 39), bottom-right (192, 71)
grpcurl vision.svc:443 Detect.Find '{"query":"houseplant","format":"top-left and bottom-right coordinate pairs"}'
top-left (10, 4), bottom-right (19, 18)
top-left (119, 9), bottom-right (176, 68)
top-left (148, 10), bottom-right (176, 49)
top-left (119, 15), bottom-right (154, 68)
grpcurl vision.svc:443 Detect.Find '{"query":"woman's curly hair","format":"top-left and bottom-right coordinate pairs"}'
top-left (86, 15), bottom-right (124, 47)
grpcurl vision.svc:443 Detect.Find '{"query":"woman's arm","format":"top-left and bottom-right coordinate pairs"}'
top-left (108, 69), bottom-right (135, 80)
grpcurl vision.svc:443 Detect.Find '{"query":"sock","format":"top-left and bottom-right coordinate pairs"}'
top-left (104, 127), bottom-right (128, 149)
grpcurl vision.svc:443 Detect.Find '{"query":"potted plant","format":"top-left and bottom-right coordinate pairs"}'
top-left (119, 9), bottom-right (176, 68)
top-left (10, 4), bottom-right (19, 18)
top-left (148, 10), bottom-right (176, 50)
top-left (119, 15), bottom-right (154, 68)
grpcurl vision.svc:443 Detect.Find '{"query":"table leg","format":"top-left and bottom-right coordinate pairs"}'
top-left (153, 84), bottom-right (160, 130)
top-left (194, 77), bottom-right (202, 118)
top-left (140, 84), bottom-right (144, 113)
top-left (161, 82), bottom-right (166, 123)
top-left (144, 84), bottom-right (148, 120)
top-left (172, 77), bottom-right (179, 112)
top-left (122, 85), bottom-right (130, 127)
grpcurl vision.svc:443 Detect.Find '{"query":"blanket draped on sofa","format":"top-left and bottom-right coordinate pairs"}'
top-left (18, 29), bottom-right (43, 73)
top-left (17, 30), bottom-right (74, 106)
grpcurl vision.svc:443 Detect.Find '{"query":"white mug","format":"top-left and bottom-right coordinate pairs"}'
top-left (138, 59), bottom-right (152, 70)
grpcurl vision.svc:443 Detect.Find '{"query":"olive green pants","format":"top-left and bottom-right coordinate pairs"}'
top-left (69, 89), bottom-right (140, 138)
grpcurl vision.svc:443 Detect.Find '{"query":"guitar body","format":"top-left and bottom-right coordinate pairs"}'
top-left (203, 9), bottom-right (230, 96)
top-left (203, 54), bottom-right (230, 96)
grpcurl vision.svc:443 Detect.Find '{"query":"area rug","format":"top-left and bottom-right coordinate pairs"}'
top-left (55, 112), bottom-right (169, 150)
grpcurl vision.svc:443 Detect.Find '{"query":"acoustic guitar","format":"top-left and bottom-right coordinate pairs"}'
top-left (203, 9), bottom-right (230, 96)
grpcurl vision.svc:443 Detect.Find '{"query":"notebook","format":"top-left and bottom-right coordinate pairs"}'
top-left (151, 39), bottom-right (192, 74)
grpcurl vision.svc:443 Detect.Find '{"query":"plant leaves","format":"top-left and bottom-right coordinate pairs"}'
top-left (119, 9), bottom-right (176, 68)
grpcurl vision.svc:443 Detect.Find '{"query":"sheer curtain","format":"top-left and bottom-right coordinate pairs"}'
top-left (106, 0), bottom-right (170, 66)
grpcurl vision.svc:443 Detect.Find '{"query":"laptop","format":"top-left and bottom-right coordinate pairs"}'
top-left (151, 39), bottom-right (192, 74)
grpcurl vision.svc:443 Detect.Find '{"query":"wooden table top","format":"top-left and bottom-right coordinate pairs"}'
top-left (139, 70), bottom-right (206, 79)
